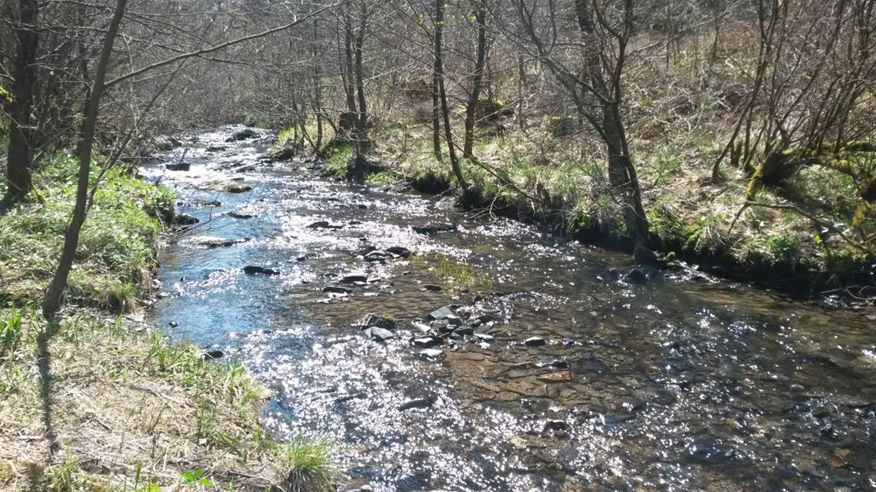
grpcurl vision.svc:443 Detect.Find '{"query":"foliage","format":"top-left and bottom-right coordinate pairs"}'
top-left (276, 436), bottom-right (337, 492)
top-left (0, 152), bottom-right (173, 310)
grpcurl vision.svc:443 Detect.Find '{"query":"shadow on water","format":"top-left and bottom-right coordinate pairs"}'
top-left (144, 127), bottom-right (876, 491)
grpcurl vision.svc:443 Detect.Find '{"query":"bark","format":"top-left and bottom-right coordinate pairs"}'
top-left (431, 64), bottom-right (442, 160)
top-left (434, 0), bottom-right (467, 189)
top-left (463, 0), bottom-right (488, 159)
top-left (42, 0), bottom-right (128, 320)
top-left (2, 0), bottom-right (39, 208)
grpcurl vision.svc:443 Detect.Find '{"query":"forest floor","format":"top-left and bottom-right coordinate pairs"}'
top-left (289, 118), bottom-right (874, 299)
top-left (0, 154), bottom-right (333, 491)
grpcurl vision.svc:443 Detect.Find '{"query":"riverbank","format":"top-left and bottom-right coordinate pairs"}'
top-left (0, 153), bottom-right (334, 490)
top-left (284, 123), bottom-right (875, 300)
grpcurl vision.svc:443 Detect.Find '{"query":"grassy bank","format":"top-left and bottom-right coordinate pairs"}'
top-left (304, 121), bottom-right (873, 294)
top-left (0, 154), bottom-right (336, 490)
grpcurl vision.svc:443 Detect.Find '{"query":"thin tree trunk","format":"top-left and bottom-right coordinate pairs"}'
top-left (2, 0), bottom-right (39, 208)
top-left (435, 0), bottom-right (467, 189)
top-left (431, 68), bottom-right (442, 160)
top-left (42, 0), bottom-right (128, 320)
top-left (463, 0), bottom-right (488, 159)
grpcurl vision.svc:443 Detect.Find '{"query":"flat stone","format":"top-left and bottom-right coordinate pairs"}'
top-left (363, 326), bottom-right (396, 342)
top-left (398, 395), bottom-right (437, 410)
top-left (537, 371), bottom-right (572, 383)
top-left (323, 286), bottom-right (352, 294)
top-left (536, 359), bottom-right (568, 369)
top-left (243, 265), bottom-right (280, 276)
top-left (355, 313), bottom-right (399, 331)
top-left (524, 336), bottom-right (546, 347)
top-left (386, 246), bottom-right (412, 258)
top-left (165, 162), bottom-right (190, 171)
top-left (543, 419), bottom-right (569, 432)
top-left (417, 348), bottom-right (444, 359)
top-left (364, 251), bottom-right (390, 262)
top-left (428, 306), bottom-right (457, 321)
top-left (474, 333), bottom-right (494, 342)
top-left (454, 326), bottom-right (474, 336)
top-left (412, 223), bottom-right (457, 234)
top-left (224, 183), bottom-right (252, 193)
top-left (423, 284), bottom-right (443, 292)
top-left (228, 211), bottom-right (255, 219)
top-left (339, 274), bottom-right (368, 284)
top-left (307, 220), bottom-right (331, 229)
top-left (413, 337), bottom-right (441, 348)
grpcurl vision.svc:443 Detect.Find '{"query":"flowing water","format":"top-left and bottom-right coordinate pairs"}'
top-left (144, 127), bottom-right (875, 491)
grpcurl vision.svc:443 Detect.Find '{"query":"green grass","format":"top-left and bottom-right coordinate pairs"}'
top-left (324, 144), bottom-right (355, 177)
top-left (276, 436), bottom-right (337, 492)
top-left (0, 152), bottom-right (174, 310)
top-left (364, 170), bottom-right (394, 186)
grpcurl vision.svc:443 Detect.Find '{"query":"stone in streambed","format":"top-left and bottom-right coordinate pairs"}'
top-left (173, 213), bottom-right (199, 226)
top-left (412, 223), bottom-right (457, 234)
top-left (227, 128), bottom-right (257, 141)
top-left (413, 337), bottom-right (441, 348)
top-left (354, 313), bottom-right (399, 331)
top-left (417, 348), bottom-right (444, 359)
top-left (363, 326), bottom-right (396, 342)
top-left (423, 284), bottom-right (442, 292)
top-left (224, 182), bottom-right (252, 193)
top-left (398, 394), bottom-right (437, 411)
top-left (523, 336), bottom-right (546, 347)
top-left (165, 162), bottom-right (190, 171)
top-left (243, 265), bottom-right (280, 276)
top-left (339, 273), bottom-right (368, 284)
top-left (202, 349), bottom-right (224, 360)
top-left (323, 286), bottom-right (353, 295)
top-left (385, 246), bottom-right (412, 258)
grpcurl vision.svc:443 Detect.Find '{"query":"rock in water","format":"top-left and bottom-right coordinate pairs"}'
top-left (354, 313), bottom-right (399, 331)
top-left (524, 336), bottom-right (546, 347)
top-left (165, 162), bottom-right (190, 171)
top-left (413, 223), bottom-right (457, 234)
top-left (339, 273), bottom-right (368, 284)
top-left (323, 286), bottom-right (353, 294)
top-left (623, 268), bottom-right (648, 285)
top-left (224, 182), bottom-right (252, 193)
top-left (427, 306), bottom-right (457, 321)
top-left (202, 350), bottom-right (224, 360)
top-left (227, 128), bottom-right (258, 141)
top-left (413, 337), bottom-right (441, 348)
top-left (363, 326), bottom-right (396, 342)
top-left (173, 214), bottom-right (199, 226)
top-left (243, 265), bottom-right (280, 276)
top-left (386, 246), bottom-right (413, 258)
top-left (398, 394), bottom-right (437, 410)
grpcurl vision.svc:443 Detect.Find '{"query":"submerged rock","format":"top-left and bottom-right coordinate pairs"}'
top-left (195, 237), bottom-right (247, 249)
top-left (364, 250), bottom-right (391, 262)
top-left (423, 284), bottom-right (443, 292)
top-left (417, 348), bottom-right (444, 359)
top-left (206, 145), bottom-right (227, 152)
top-left (243, 265), bottom-right (280, 276)
top-left (427, 306), bottom-right (458, 321)
top-left (228, 211), bottom-right (255, 219)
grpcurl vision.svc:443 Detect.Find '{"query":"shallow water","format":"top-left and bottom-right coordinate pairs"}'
top-left (145, 127), bottom-right (875, 491)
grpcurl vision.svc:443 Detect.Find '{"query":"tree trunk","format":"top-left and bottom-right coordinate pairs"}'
top-left (2, 0), bottom-right (40, 208)
top-left (434, 0), bottom-right (467, 189)
top-left (431, 65), bottom-right (442, 160)
top-left (312, 18), bottom-right (323, 153)
top-left (463, 0), bottom-right (488, 159)
top-left (42, 0), bottom-right (128, 320)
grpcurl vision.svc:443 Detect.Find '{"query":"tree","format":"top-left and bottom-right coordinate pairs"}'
top-left (462, 0), bottom-right (490, 159)
top-left (509, 0), bottom-right (650, 249)
top-left (2, 0), bottom-right (39, 209)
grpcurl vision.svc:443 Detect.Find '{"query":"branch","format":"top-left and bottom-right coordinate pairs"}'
top-left (104, 2), bottom-right (339, 89)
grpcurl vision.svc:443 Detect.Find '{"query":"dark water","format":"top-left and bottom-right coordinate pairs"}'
top-left (145, 127), bottom-right (875, 491)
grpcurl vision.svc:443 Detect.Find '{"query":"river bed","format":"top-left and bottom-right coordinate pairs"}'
top-left (143, 126), bottom-right (875, 491)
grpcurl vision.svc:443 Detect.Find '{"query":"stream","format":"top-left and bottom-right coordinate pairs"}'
top-left (143, 126), bottom-right (875, 491)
